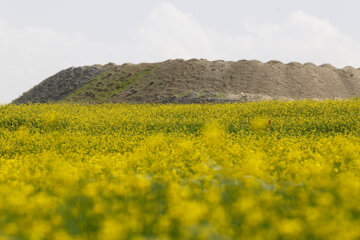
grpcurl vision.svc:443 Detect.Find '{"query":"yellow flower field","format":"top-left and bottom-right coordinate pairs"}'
top-left (1, 100), bottom-right (360, 239)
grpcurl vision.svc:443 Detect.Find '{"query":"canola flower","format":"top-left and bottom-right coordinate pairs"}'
top-left (1, 100), bottom-right (360, 239)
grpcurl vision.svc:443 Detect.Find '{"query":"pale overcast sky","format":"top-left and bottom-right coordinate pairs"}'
top-left (1, 0), bottom-right (360, 103)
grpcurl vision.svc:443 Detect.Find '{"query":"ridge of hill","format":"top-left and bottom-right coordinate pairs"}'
top-left (13, 59), bottom-right (360, 104)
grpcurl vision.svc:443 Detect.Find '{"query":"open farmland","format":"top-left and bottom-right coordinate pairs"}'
top-left (1, 100), bottom-right (360, 239)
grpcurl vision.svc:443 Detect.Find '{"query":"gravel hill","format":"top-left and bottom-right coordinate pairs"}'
top-left (13, 59), bottom-right (360, 104)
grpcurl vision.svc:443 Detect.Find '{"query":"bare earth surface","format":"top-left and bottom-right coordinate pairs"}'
top-left (13, 59), bottom-right (360, 104)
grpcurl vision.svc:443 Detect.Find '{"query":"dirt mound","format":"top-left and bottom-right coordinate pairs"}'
top-left (13, 59), bottom-right (360, 104)
top-left (13, 65), bottom-right (107, 104)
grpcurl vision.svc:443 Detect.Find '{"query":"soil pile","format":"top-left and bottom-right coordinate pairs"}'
top-left (13, 59), bottom-right (360, 104)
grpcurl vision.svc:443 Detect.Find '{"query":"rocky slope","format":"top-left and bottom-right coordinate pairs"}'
top-left (13, 59), bottom-right (360, 104)
top-left (13, 65), bottom-right (108, 103)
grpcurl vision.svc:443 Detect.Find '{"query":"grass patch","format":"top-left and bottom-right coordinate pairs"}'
top-left (64, 66), bottom-right (154, 103)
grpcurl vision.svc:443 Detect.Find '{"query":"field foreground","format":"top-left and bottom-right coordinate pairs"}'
top-left (1, 101), bottom-right (360, 239)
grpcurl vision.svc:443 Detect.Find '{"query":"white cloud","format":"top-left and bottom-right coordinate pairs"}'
top-left (137, 4), bottom-right (360, 66)
top-left (1, 2), bottom-right (360, 103)
top-left (136, 3), bottom-right (221, 60)
top-left (240, 11), bottom-right (360, 65)
top-left (0, 18), bottom-right (127, 104)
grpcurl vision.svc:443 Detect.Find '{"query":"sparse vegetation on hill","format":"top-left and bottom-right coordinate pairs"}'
top-left (64, 64), bottom-right (155, 103)
top-left (13, 59), bottom-right (360, 104)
